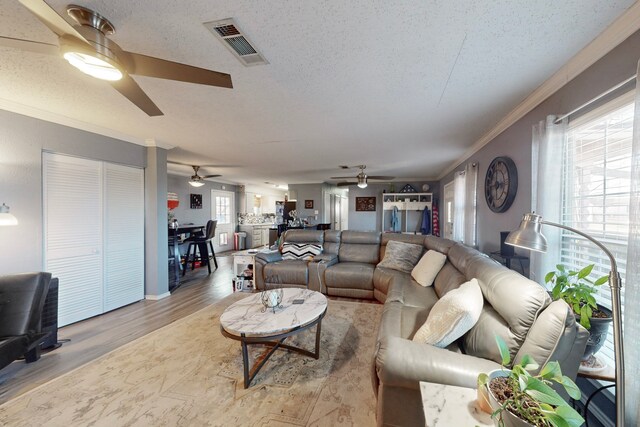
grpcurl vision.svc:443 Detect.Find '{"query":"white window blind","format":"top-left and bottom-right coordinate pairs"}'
top-left (562, 94), bottom-right (634, 368)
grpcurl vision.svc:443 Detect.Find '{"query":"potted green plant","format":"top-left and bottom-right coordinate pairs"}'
top-left (545, 264), bottom-right (612, 360)
top-left (478, 336), bottom-right (584, 427)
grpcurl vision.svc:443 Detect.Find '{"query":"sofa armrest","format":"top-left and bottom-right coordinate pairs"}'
top-left (255, 251), bottom-right (283, 264)
top-left (254, 252), bottom-right (283, 290)
top-left (308, 254), bottom-right (339, 292)
top-left (375, 336), bottom-right (501, 390)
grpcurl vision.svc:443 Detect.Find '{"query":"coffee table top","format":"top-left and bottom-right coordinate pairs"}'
top-left (420, 381), bottom-right (492, 426)
top-left (220, 288), bottom-right (327, 337)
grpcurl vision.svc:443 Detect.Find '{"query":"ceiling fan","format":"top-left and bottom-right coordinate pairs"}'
top-left (1, 0), bottom-right (233, 116)
top-left (331, 165), bottom-right (395, 189)
top-left (187, 165), bottom-right (221, 187)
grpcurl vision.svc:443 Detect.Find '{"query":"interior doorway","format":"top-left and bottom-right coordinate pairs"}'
top-left (443, 181), bottom-right (454, 240)
top-left (331, 194), bottom-right (349, 230)
top-left (211, 189), bottom-right (235, 253)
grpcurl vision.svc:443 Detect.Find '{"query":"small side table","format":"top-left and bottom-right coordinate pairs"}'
top-left (420, 381), bottom-right (492, 426)
top-left (577, 360), bottom-right (615, 426)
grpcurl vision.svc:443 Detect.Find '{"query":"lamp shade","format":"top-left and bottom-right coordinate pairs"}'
top-left (505, 213), bottom-right (547, 252)
top-left (357, 174), bottom-right (367, 188)
top-left (0, 203), bottom-right (18, 226)
top-left (189, 179), bottom-right (205, 188)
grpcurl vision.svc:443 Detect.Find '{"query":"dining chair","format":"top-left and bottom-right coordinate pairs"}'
top-left (183, 220), bottom-right (218, 276)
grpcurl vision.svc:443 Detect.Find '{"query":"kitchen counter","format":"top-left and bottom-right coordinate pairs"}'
top-left (238, 224), bottom-right (273, 248)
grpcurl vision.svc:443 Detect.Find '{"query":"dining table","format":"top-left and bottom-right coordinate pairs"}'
top-left (169, 224), bottom-right (206, 290)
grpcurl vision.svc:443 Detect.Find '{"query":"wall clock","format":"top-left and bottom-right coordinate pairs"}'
top-left (485, 156), bottom-right (518, 213)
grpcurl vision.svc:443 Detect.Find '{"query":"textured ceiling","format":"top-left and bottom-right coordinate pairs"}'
top-left (0, 0), bottom-right (635, 185)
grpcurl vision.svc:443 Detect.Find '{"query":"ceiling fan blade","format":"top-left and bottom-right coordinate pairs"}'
top-left (330, 176), bottom-right (357, 179)
top-left (0, 36), bottom-right (58, 55)
top-left (201, 174), bottom-right (222, 179)
top-left (336, 182), bottom-right (356, 187)
top-left (367, 176), bottom-right (395, 180)
top-left (119, 51), bottom-right (233, 89)
top-left (19, 0), bottom-right (88, 43)
top-left (110, 74), bottom-right (163, 116)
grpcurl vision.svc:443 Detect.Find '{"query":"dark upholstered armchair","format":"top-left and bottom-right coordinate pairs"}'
top-left (0, 272), bottom-right (51, 370)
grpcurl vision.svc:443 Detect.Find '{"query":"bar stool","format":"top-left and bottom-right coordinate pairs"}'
top-left (183, 220), bottom-right (218, 276)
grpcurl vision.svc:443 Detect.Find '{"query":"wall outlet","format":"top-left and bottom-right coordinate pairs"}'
top-left (314, 210), bottom-right (319, 215)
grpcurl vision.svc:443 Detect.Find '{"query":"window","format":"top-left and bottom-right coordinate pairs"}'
top-left (451, 162), bottom-right (478, 246)
top-left (562, 93), bottom-right (634, 368)
top-left (215, 196), bottom-right (231, 225)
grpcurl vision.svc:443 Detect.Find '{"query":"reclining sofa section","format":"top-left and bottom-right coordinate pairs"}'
top-left (254, 230), bottom-right (588, 427)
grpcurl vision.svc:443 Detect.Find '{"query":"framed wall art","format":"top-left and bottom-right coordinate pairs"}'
top-left (305, 200), bottom-right (314, 209)
top-left (190, 193), bottom-right (203, 209)
top-left (355, 197), bottom-right (376, 212)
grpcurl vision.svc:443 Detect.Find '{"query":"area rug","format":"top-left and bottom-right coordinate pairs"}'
top-left (0, 293), bottom-right (382, 426)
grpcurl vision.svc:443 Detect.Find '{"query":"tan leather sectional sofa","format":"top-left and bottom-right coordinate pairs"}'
top-left (254, 230), bottom-right (588, 426)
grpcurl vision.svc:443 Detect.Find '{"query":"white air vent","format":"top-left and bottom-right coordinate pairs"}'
top-left (204, 18), bottom-right (268, 67)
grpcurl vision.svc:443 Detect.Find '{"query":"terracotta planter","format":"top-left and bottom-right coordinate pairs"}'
top-left (487, 369), bottom-right (534, 427)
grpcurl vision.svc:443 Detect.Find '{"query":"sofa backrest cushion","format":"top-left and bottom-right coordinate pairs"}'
top-left (282, 229), bottom-right (324, 246)
top-left (0, 272), bottom-right (51, 337)
top-left (423, 235), bottom-right (456, 254)
top-left (433, 261), bottom-right (467, 298)
top-left (281, 242), bottom-right (323, 260)
top-left (323, 230), bottom-right (342, 255)
top-left (380, 233), bottom-right (425, 260)
top-left (447, 243), bottom-right (551, 364)
top-left (378, 240), bottom-right (424, 273)
top-left (339, 231), bottom-right (381, 264)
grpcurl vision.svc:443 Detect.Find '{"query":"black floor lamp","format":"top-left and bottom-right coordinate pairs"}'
top-left (506, 213), bottom-right (625, 427)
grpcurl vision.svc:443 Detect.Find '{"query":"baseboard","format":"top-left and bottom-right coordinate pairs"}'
top-left (145, 292), bottom-right (171, 301)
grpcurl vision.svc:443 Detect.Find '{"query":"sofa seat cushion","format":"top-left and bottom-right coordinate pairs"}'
top-left (324, 262), bottom-right (375, 290)
top-left (386, 276), bottom-right (440, 309)
top-left (263, 260), bottom-right (309, 285)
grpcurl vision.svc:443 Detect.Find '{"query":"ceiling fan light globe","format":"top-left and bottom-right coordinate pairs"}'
top-left (188, 179), bottom-right (205, 188)
top-left (63, 51), bottom-right (123, 81)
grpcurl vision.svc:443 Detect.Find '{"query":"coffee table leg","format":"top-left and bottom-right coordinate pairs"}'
top-left (241, 334), bottom-right (250, 389)
top-left (314, 320), bottom-right (322, 359)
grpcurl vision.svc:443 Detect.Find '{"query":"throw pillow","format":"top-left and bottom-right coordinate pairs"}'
top-left (377, 240), bottom-right (424, 273)
top-left (411, 250), bottom-right (447, 287)
top-left (281, 242), bottom-right (323, 260)
top-left (412, 278), bottom-right (484, 348)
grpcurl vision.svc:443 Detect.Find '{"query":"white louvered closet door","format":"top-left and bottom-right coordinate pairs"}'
top-left (104, 163), bottom-right (144, 311)
top-left (44, 153), bottom-right (104, 326)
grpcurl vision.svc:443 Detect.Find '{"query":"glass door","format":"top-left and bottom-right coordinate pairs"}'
top-left (211, 190), bottom-right (235, 253)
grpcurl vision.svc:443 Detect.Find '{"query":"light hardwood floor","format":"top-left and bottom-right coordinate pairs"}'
top-left (0, 255), bottom-right (380, 404)
top-left (0, 256), bottom-right (236, 404)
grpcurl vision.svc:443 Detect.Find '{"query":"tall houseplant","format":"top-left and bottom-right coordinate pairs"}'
top-left (545, 264), bottom-right (612, 360)
top-left (478, 336), bottom-right (584, 427)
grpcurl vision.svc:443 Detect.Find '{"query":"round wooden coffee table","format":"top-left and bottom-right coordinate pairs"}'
top-left (220, 288), bottom-right (328, 388)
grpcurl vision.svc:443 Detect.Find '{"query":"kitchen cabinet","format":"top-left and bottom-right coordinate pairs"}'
top-left (239, 224), bottom-right (273, 248)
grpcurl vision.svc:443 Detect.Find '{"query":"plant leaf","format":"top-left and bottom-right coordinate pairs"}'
top-left (560, 375), bottom-right (581, 400)
top-left (545, 271), bottom-right (556, 283)
top-left (540, 361), bottom-right (562, 381)
top-left (519, 354), bottom-right (539, 372)
top-left (557, 264), bottom-right (566, 272)
top-left (556, 404), bottom-right (585, 427)
top-left (594, 276), bottom-right (609, 286)
top-left (545, 413), bottom-right (571, 427)
top-left (495, 335), bottom-right (510, 366)
top-left (477, 373), bottom-right (488, 387)
top-left (577, 264), bottom-right (594, 279)
top-left (524, 377), bottom-right (567, 406)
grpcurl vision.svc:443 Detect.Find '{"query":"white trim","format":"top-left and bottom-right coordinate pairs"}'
top-left (145, 292), bottom-right (171, 300)
top-left (438, 2), bottom-right (640, 180)
top-left (144, 138), bottom-right (175, 150)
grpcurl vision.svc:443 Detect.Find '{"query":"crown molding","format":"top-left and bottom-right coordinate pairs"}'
top-left (0, 98), bottom-right (147, 146)
top-left (144, 138), bottom-right (175, 150)
top-left (437, 1), bottom-right (640, 180)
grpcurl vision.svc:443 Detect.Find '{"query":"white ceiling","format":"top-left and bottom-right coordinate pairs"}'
top-left (0, 0), bottom-right (635, 185)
